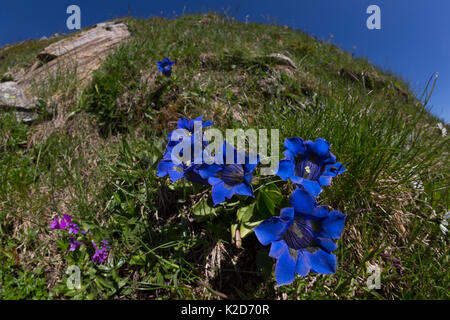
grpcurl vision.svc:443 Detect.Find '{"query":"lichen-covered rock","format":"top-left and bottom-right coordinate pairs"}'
top-left (0, 81), bottom-right (38, 122)
top-left (0, 81), bottom-right (35, 110)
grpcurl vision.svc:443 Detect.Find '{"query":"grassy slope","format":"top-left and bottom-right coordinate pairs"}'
top-left (0, 14), bottom-right (448, 299)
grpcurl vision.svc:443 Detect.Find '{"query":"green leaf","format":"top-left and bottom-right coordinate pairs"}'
top-left (236, 203), bottom-right (256, 222)
top-left (192, 198), bottom-right (216, 221)
top-left (129, 252), bottom-right (146, 266)
top-left (236, 203), bottom-right (265, 239)
top-left (256, 184), bottom-right (282, 218)
top-left (240, 220), bottom-right (262, 239)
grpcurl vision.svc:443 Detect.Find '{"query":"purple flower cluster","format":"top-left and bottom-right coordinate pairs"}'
top-left (50, 214), bottom-right (110, 264)
top-left (50, 214), bottom-right (79, 234)
top-left (69, 237), bottom-right (83, 252)
top-left (91, 240), bottom-right (110, 263)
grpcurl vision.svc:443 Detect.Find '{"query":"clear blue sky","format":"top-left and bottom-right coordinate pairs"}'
top-left (1, 0), bottom-right (449, 122)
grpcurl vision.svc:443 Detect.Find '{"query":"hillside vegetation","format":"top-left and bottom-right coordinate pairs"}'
top-left (0, 14), bottom-right (448, 299)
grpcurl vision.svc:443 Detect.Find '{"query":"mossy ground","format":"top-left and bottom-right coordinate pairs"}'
top-left (0, 14), bottom-right (448, 299)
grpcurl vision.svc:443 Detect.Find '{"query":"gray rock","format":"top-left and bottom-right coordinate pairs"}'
top-left (0, 81), bottom-right (37, 122)
top-left (266, 53), bottom-right (297, 70)
top-left (0, 81), bottom-right (35, 110)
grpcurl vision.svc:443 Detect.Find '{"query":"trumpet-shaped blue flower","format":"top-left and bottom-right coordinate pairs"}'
top-left (276, 137), bottom-right (346, 197)
top-left (254, 188), bottom-right (346, 286)
top-left (157, 58), bottom-right (175, 76)
top-left (199, 141), bottom-right (259, 206)
top-left (157, 116), bottom-right (213, 184)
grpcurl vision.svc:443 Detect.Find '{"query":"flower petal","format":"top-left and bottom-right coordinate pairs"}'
top-left (208, 176), bottom-right (223, 186)
top-left (312, 138), bottom-right (330, 158)
top-left (233, 183), bottom-right (254, 197)
top-left (276, 159), bottom-right (295, 180)
top-left (304, 205), bottom-right (329, 220)
top-left (321, 210), bottom-right (346, 239)
top-left (318, 175), bottom-right (333, 186)
top-left (284, 137), bottom-right (306, 156)
top-left (299, 179), bottom-right (322, 197)
top-left (199, 163), bottom-right (222, 179)
top-left (322, 152), bottom-right (336, 165)
top-left (269, 240), bottom-right (288, 259)
top-left (244, 171), bottom-right (254, 184)
top-left (275, 249), bottom-right (297, 286)
top-left (211, 182), bottom-right (229, 205)
top-left (296, 249), bottom-right (311, 276)
top-left (314, 236), bottom-right (338, 252)
top-left (309, 249), bottom-right (337, 274)
top-left (289, 188), bottom-right (317, 216)
top-left (168, 167), bottom-right (184, 183)
top-left (254, 217), bottom-right (289, 246)
top-left (156, 160), bottom-right (173, 177)
top-left (244, 153), bottom-right (260, 173)
top-left (280, 207), bottom-right (295, 224)
top-left (324, 162), bottom-right (346, 177)
top-left (177, 118), bottom-right (191, 130)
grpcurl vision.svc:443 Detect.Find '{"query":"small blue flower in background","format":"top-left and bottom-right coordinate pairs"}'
top-left (157, 116), bottom-right (213, 185)
top-left (199, 141), bottom-right (259, 206)
top-left (157, 58), bottom-right (175, 76)
top-left (276, 137), bottom-right (346, 197)
top-left (253, 188), bottom-right (346, 286)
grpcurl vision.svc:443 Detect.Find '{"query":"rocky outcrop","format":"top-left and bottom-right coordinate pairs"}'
top-left (19, 21), bottom-right (130, 87)
top-left (1, 20), bottom-right (131, 122)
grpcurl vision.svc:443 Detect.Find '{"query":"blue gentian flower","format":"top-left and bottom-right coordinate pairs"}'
top-left (276, 137), bottom-right (346, 197)
top-left (199, 141), bottom-right (259, 206)
top-left (157, 116), bottom-right (213, 184)
top-left (156, 58), bottom-right (175, 76)
top-left (254, 188), bottom-right (346, 286)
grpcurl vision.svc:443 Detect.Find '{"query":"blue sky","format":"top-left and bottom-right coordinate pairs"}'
top-left (1, 0), bottom-right (448, 122)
